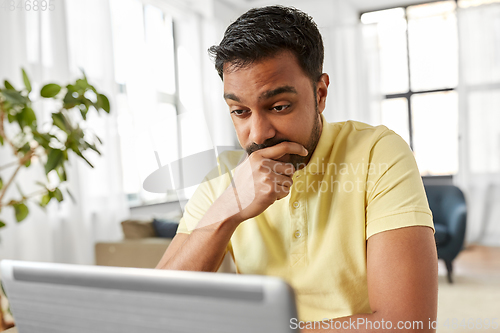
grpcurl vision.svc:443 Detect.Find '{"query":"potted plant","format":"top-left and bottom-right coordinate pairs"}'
top-left (0, 69), bottom-right (111, 329)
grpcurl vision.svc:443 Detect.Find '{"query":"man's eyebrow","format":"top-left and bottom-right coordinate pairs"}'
top-left (223, 93), bottom-right (240, 102)
top-left (223, 86), bottom-right (297, 103)
top-left (259, 86), bottom-right (297, 100)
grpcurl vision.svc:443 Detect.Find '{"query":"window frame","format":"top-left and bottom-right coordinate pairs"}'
top-left (113, 1), bottom-right (182, 207)
top-left (360, 0), bottom-right (459, 176)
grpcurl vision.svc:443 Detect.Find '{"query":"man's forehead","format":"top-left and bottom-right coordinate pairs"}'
top-left (222, 50), bottom-right (303, 80)
top-left (222, 53), bottom-right (307, 96)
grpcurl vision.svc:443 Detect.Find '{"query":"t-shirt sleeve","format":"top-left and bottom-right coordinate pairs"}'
top-left (176, 171), bottom-right (220, 235)
top-left (175, 172), bottom-right (234, 259)
top-left (177, 174), bottom-right (236, 261)
top-left (175, 151), bottom-right (245, 259)
top-left (365, 130), bottom-right (434, 240)
top-left (177, 150), bottom-right (245, 235)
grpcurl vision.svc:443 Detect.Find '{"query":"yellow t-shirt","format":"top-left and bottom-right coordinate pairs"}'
top-left (176, 115), bottom-right (434, 321)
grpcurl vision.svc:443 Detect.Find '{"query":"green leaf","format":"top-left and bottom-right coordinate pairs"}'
top-left (95, 135), bottom-right (103, 145)
top-left (40, 83), bottom-right (61, 98)
top-left (66, 84), bottom-right (76, 94)
top-left (97, 94), bottom-right (110, 113)
top-left (66, 188), bottom-right (76, 204)
top-left (56, 165), bottom-right (67, 182)
top-left (66, 139), bottom-right (79, 155)
top-left (22, 107), bottom-right (37, 127)
top-left (0, 220), bottom-right (5, 228)
top-left (4, 80), bottom-right (15, 90)
top-left (13, 203), bottom-right (29, 222)
top-left (36, 181), bottom-right (47, 188)
top-left (18, 142), bottom-right (30, 154)
top-left (45, 149), bottom-right (63, 174)
top-left (80, 106), bottom-right (88, 120)
top-left (24, 158), bottom-right (31, 167)
top-left (77, 152), bottom-right (94, 168)
top-left (15, 183), bottom-right (25, 197)
top-left (2, 89), bottom-right (27, 105)
top-left (7, 113), bottom-right (15, 123)
top-left (32, 131), bottom-right (54, 148)
top-left (54, 188), bottom-right (63, 202)
top-left (63, 91), bottom-right (79, 109)
top-left (51, 112), bottom-right (71, 131)
top-left (0, 135), bottom-right (4, 145)
top-left (85, 141), bottom-right (101, 155)
top-left (40, 193), bottom-right (51, 207)
top-left (15, 109), bottom-right (26, 128)
top-left (75, 79), bottom-right (89, 92)
top-left (80, 68), bottom-right (88, 81)
top-left (0, 177), bottom-right (3, 190)
top-left (82, 96), bottom-right (93, 107)
top-left (22, 68), bottom-right (32, 93)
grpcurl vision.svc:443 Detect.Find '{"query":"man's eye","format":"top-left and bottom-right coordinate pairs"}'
top-left (272, 105), bottom-right (290, 112)
top-left (231, 110), bottom-right (248, 116)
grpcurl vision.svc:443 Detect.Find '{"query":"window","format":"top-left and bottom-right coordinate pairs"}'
top-left (458, 1), bottom-right (500, 173)
top-left (361, 1), bottom-right (459, 176)
top-left (110, 0), bottom-right (179, 206)
top-left (458, 0), bottom-right (500, 7)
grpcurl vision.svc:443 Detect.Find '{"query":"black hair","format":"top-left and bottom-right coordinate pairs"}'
top-left (208, 5), bottom-right (324, 83)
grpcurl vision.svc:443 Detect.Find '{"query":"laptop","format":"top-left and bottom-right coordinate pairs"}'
top-left (1, 260), bottom-right (298, 333)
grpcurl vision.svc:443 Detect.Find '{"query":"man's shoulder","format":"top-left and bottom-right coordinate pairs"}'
top-left (330, 119), bottom-right (391, 136)
top-left (217, 149), bottom-right (246, 171)
top-left (201, 149), bottom-right (246, 188)
top-left (327, 119), bottom-right (395, 148)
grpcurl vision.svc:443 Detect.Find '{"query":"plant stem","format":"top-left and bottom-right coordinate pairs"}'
top-left (0, 161), bottom-right (19, 171)
top-left (4, 188), bottom-right (48, 207)
top-left (0, 102), bottom-right (17, 151)
top-left (0, 148), bottom-right (33, 208)
top-left (0, 164), bottom-right (22, 206)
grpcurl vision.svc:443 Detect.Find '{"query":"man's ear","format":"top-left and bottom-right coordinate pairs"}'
top-left (316, 73), bottom-right (329, 114)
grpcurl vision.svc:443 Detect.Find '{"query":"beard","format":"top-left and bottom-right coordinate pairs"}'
top-left (245, 109), bottom-right (322, 171)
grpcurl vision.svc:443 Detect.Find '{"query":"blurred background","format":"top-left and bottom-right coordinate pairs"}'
top-left (0, 0), bottom-right (499, 331)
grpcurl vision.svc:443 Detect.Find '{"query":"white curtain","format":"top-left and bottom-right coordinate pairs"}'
top-left (0, 0), bottom-right (129, 264)
top-left (455, 3), bottom-right (500, 246)
top-left (321, 22), bottom-right (381, 124)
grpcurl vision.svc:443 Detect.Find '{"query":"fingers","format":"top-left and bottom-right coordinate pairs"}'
top-left (259, 173), bottom-right (293, 202)
top-left (262, 159), bottom-right (295, 176)
top-left (272, 172), bottom-right (293, 188)
top-left (273, 177), bottom-right (292, 200)
top-left (275, 185), bottom-right (291, 200)
top-left (258, 141), bottom-right (308, 160)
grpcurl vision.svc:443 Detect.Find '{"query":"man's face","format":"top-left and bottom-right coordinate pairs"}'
top-left (223, 51), bottom-right (328, 170)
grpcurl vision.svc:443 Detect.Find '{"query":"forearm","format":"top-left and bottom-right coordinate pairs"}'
top-left (160, 217), bottom-right (238, 272)
top-left (299, 312), bottom-right (435, 333)
top-left (156, 188), bottom-right (244, 272)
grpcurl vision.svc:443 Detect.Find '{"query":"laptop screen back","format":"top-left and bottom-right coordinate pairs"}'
top-left (1, 260), bottom-right (298, 333)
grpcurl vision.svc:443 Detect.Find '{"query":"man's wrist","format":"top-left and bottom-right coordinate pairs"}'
top-left (193, 188), bottom-right (247, 230)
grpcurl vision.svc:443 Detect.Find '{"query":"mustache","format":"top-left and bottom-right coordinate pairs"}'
top-left (245, 138), bottom-right (291, 155)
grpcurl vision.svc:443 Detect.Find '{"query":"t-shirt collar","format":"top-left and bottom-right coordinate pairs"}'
top-left (300, 114), bottom-right (335, 175)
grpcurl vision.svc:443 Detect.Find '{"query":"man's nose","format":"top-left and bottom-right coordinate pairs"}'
top-left (249, 112), bottom-right (276, 145)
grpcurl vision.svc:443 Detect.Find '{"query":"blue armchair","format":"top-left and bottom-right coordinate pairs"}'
top-left (424, 185), bottom-right (467, 283)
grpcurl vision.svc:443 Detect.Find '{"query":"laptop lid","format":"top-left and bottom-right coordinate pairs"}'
top-left (1, 260), bottom-right (298, 333)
